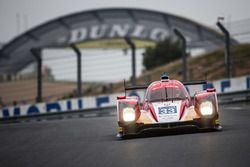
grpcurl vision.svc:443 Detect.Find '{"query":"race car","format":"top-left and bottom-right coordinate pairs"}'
top-left (116, 73), bottom-right (222, 138)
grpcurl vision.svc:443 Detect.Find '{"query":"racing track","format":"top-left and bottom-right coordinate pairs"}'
top-left (0, 102), bottom-right (250, 167)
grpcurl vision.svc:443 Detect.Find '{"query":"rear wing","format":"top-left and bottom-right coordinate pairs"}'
top-left (182, 80), bottom-right (207, 86)
top-left (123, 80), bottom-right (148, 96)
top-left (123, 80), bottom-right (148, 91)
top-left (125, 85), bottom-right (148, 91)
top-left (123, 80), bottom-right (207, 96)
top-left (124, 80), bottom-right (207, 90)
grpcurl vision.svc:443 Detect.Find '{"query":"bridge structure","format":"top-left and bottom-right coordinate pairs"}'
top-left (0, 8), bottom-right (232, 102)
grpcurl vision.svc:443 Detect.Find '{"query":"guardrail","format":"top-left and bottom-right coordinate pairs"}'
top-left (217, 89), bottom-right (250, 104)
top-left (1, 90), bottom-right (250, 123)
top-left (0, 106), bottom-right (117, 124)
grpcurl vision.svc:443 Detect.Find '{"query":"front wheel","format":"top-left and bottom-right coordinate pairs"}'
top-left (214, 125), bottom-right (223, 131)
top-left (116, 132), bottom-right (124, 139)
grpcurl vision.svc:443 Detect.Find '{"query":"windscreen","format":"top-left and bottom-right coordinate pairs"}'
top-left (146, 87), bottom-right (186, 102)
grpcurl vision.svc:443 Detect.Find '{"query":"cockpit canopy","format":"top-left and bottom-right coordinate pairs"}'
top-left (145, 80), bottom-right (189, 102)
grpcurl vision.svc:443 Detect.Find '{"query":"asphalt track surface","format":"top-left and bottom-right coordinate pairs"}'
top-left (0, 102), bottom-right (250, 167)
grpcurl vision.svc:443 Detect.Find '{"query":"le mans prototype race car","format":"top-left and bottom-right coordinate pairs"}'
top-left (116, 73), bottom-right (222, 138)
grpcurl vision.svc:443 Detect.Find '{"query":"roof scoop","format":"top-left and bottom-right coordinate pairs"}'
top-left (161, 72), bottom-right (169, 82)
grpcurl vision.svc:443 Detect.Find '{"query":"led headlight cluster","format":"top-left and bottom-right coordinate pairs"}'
top-left (123, 107), bottom-right (136, 122)
top-left (200, 101), bottom-right (213, 115)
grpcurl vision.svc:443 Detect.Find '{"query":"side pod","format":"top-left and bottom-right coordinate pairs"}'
top-left (117, 96), bottom-right (141, 127)
top-left (194, 88), bottom-right (218, 118)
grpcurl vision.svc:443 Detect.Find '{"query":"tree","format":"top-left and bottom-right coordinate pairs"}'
top-left (143, 38), bottom-right (182, 70)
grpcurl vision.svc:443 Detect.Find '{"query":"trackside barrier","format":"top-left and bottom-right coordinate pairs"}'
top-left (1, 75), bottom-right (250, 121)
top-left (0, 106), bottom-right (117, 123)
top-left (217, 90), bottom-right (250, 104)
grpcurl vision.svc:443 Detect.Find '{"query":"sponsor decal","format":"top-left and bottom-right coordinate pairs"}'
top-left (117, 127), bottom-right (123, 132)
top-left (64, 24), bottom-right (169, 44)
top-left (247, 77), bottom-right (250, 89)
top-left (221, 80), bottom-right (230, 92)
top-left (214, 119), bottom-right (220, 125)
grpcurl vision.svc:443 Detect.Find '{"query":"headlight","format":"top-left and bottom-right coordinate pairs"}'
top-left (200, 101), bottom-right (213, 115)
top-left (123, 107), bottom-right (136, 122)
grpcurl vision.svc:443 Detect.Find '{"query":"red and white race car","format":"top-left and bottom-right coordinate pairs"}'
top-left (116, 73), bottom-right (222, 138)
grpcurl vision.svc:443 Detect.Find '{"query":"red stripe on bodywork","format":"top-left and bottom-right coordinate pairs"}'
top-left (179, 101), bottom-right (186, 120)
top-left (148, 103), bottom-right (158, 122)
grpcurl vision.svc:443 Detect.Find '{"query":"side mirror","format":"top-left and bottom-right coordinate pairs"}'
top-left (117, 96), bottom-right (126, 100)
top-left (207, 88), bottom-right (216, 92)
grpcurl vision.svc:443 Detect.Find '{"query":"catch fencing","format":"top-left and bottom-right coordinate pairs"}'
top-left (1, 75), bottom-right (250, 122)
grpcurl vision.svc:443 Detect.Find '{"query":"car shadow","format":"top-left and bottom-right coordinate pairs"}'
top-left (119, 127), bottom-right (221, 140)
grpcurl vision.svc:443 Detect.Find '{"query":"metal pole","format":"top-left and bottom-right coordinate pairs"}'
top-left (174, 29), bottom-right (187, 82)
top-left (70, 44), bottom-right (82, 97)
top-left (30, 48), bottom-right (42, 102)
top-left (124, 36), bottom-right (136, 86)
top-left (216, 21), bottom-right (232, 78)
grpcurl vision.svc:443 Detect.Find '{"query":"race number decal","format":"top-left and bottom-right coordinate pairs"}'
top-left (158, 106), bottom-right (177, 114)
top-left (152, 101), bottom-right (182, 123)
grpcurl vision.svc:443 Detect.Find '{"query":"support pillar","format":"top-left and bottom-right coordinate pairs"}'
top-left (174, 29), bottom-right (187, 82)
top-left (71, 44), bottom-right (82, 97)
top-left (30, 48), bottom-right (42, 102)
top-left (124, 37), bottom-right (136, 86)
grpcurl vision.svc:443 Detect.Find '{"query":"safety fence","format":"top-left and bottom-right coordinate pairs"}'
top-left (0, 90), bottom-right (250, 124)
top-left (1, 75), bottom-right (250, 122)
